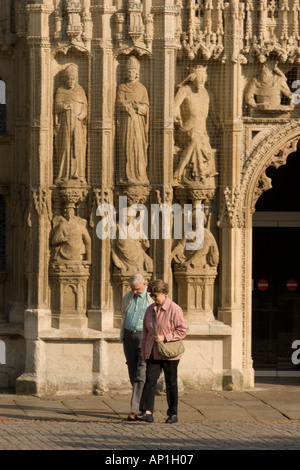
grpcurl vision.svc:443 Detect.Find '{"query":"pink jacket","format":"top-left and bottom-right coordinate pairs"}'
top-left (141, 297), bottom-right (187, 361)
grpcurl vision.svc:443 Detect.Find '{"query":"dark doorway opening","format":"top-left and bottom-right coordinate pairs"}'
top-left (252, 150), bottom-right (300, 376)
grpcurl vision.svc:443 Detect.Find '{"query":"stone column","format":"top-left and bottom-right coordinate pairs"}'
top-left (217, 0), bottom-right (254, 389)
top-left (88, 3), bottom-right (115, 331)
top-left (151, 2), bottom-right (178, 290)
top-left (16, 2), bottom-right (53, 395)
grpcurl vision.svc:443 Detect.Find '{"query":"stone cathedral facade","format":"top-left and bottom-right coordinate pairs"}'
top-left (0, 0), bottom-right (300, 395)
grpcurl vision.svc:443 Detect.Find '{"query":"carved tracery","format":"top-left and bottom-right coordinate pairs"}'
top-left (241, 120), bottom-right (300, 216)
top-left (252, 136), bottom-right (299, 211)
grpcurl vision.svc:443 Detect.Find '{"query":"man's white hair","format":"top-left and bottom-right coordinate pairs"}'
top-left (129, 273), bottom-right (146, 286)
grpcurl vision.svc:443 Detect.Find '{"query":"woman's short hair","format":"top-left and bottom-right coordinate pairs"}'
top-left (148, 279), bottom-right (168, 295)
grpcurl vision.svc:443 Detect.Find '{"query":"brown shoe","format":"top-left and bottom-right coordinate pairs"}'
top-left (127, 413), bottom-right (138, 421)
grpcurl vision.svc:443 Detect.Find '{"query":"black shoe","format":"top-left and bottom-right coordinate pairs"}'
top-left (135, 412), bottom-right (154, 423)
top-left (165, 415), bottom-right (178, 423)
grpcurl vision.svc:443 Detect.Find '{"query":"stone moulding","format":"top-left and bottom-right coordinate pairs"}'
top-left (241, 119), bottom-right (300, 215)
top-left (114, 45), bottom-right (152, 58)
top-left (235, 119), bottom-right (300, 385)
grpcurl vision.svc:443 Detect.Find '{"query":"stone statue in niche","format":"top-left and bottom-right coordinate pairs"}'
top-left (50, 206), bottom-right (91, 265)
top-left (112, 219), bottom-right (153, 276)
top-left (172, 227), bottom-right (219, 273)
top-left (54, 64), bottom-right (87, 183)
top-left (244, 62), bottom-right (293, 116)
top-left (116, 55), bottom-right (149, 185)
top-left (173, 66), bottom-right (217, 186)
top-left (172, 222), bottom-right (219, 324)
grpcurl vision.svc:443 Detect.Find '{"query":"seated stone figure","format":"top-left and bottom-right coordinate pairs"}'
top-left (244, 62), bottom-right (293, 116)
top-left (50, 207), bottom-right (91, 265)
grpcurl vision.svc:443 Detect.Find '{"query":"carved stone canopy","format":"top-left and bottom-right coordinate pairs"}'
top-left (55, 179), bottom-right (89, 210)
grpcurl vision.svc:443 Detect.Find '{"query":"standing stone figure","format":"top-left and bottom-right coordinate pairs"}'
top-left (173, 66), bottom-right (216, 183)
top-left (116, 56), bottom-right (149, 185)
top-left (54, 64), bottom-right (88, 183)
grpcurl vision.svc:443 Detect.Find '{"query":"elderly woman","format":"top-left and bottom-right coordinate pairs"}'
top-left (136, 279), bottom-right (187, 423)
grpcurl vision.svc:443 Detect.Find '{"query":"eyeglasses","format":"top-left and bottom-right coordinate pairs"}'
top-left (150, 293), bottom-right (158, 299)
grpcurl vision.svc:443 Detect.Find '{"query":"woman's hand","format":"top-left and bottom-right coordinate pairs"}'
top-left (155, 335), bottom-right (164, 343)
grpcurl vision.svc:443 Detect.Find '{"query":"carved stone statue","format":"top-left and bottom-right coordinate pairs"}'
top-left (116, 56), bottom-right (149, 185)
top-left (112, 221), bottom-right (153, 276)
top-left (172, 227), bottom-right (219, 273)
top-left (172, 226), bottom-right (219, 324)
top-left (54, 64), bottom-right (87, 183)
top-left (173, 66), bottom-right (217, 185)
top-left (244, 62), bottom-right (293, 115)
top-left (50, 207), bottom-right (91, 264)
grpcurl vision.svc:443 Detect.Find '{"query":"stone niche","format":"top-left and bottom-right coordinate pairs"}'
top-left (49, 182), bottom-right (91, 330)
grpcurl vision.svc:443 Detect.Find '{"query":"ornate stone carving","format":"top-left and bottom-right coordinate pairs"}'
top-left (241, 119), bottom-right (300, 215)
top-left (32, 188), bottom-right (52, 221)
top-left (218, 186), bottom-right (244, 228)
top-left (49, 179), bottom-right (91, 330)
top-left (89, 187), bottom-right (113, 228)
top-left (50, 207), bottom-right (91, 265)
top-left (50, 263), bottom-right (90, 329)
top-left (118, 185), bottom-right (150, 206)
top-left (112, 226), bottom-right (153, 277)
top-left (173, 66), bottom-right (217, 188)
top-left (242, 0), bottom-right (300, 63)
top-left (251, 136), bottom-right (299, 211)
top-left (116, 56), bottom-right (149, 186)
top-left (172, 228), bottom-right (219, 273)
top-left (113, 1), bottom-right (156, 53)
top-left (54, 64), bottom-right (88, 184)
top-left (172, 225), bottom-right (219, 324)
top-left (180, 0), bottom-right (225, 61)
top-left (66, 0), bottom-right (83, 42)
top-left (127, 0), bottom-right (145, 46)
top-left (244, 62), bottom-right (293, 117)
top-left (52, 0), bottom-right (92, 49)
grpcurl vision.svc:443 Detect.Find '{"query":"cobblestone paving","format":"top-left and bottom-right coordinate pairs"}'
top-left (0, 421), bottom-right (300, 450)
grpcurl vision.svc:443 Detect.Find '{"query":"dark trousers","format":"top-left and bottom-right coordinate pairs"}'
top-left (123, 330), bottom-right (146, 413)
top-left (140, 355), bottom-right (179, 416)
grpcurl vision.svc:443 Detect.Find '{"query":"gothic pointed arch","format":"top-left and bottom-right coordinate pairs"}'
top-left (241, 120), bottom-right (300, 222)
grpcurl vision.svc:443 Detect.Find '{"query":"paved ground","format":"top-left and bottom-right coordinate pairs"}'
top-left (0, 378), bottom-right (300, 452)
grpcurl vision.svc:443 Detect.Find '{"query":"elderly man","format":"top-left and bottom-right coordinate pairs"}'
top-left (120, 273), bottom-right (153, 421)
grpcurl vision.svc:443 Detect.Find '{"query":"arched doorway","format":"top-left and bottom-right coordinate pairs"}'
top-left (252, 148), bottom-right (300, 377)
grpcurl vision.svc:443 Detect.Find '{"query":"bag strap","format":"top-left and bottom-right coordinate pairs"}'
top-left (152, 309), bottom-right (158, 336)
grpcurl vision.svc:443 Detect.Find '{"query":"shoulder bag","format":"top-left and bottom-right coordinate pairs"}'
top-left (152, 311), bottom-right (185, 358)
